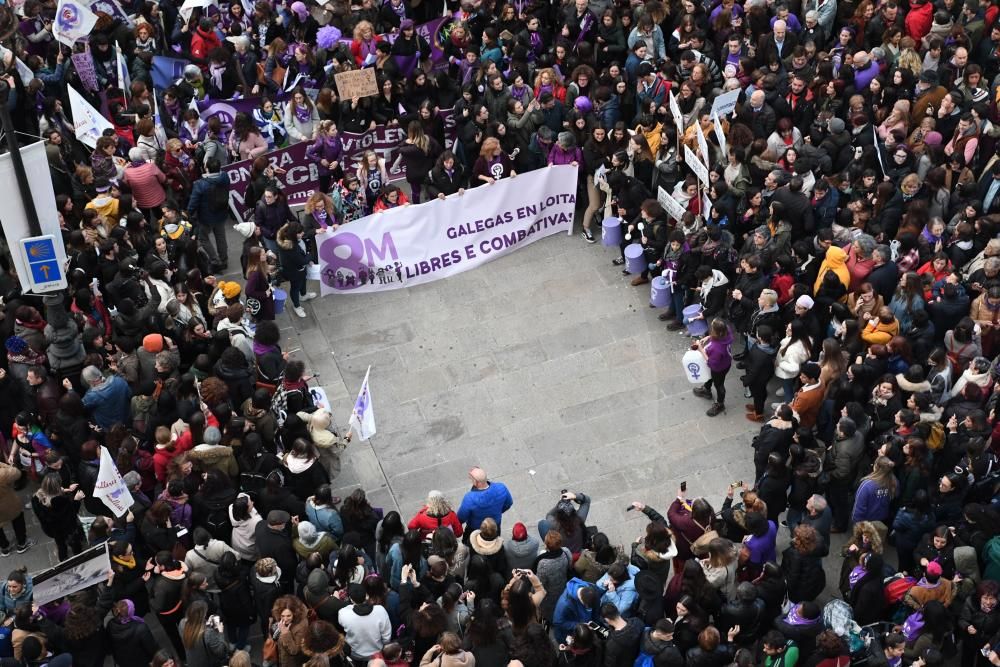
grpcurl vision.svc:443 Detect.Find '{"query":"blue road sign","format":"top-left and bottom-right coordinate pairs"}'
top-left (20, 235), bottom-right (66, 293)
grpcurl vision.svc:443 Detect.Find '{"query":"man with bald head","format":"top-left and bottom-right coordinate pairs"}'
top-left (737, 90), bottom-right (776, 140)
top-left (757, 18), bottom-right (798, 67)
top-left (456, 466), bottom-right (514, 540)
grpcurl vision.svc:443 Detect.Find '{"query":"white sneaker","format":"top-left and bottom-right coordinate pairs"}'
top-left (292, 306), bottom-right (307, 318)
top-left (301, 292), bottom-right (318, 302)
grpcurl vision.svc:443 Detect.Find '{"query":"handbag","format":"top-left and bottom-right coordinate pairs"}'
top-left (262, 636), bottom-right (278, 662)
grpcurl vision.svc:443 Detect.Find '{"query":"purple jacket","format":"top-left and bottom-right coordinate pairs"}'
top-left (548, 144), bottom-right (583, 166)
top-left (704, 330), bottom-right (733, 373)
top-left (851, 479), bottom-right (892, 523)
top-left (305, 136), bottom-right (344, 176)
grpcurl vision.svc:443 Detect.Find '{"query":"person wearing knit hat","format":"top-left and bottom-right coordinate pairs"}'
top-left (795, 295), bottom-right (814, 311)
top-left (506, 521), bottom-right (541, 571)
top-left (142, 333), bottom-right (164, 354)
top-left (292, 520), bottom-right (337, 560)
top-left (219, 281), bottom-right (242, 300)
top-left (233, 221), bottom-right (255, 239)
top-left (290, 0), bottom-right (309, 20)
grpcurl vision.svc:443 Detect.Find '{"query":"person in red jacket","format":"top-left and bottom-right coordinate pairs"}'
top-left (905, 0), bottom-right (934, 41)
top-left (407, 490), bottom-right (463, 539)
top-left (190, 18), bottom-right (222, 64)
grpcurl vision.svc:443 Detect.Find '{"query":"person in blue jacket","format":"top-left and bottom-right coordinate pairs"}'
top-left (552, 577), bottom-right (601, 642)
top-left (456, 467), bottom-right (514, 537)
top-left (597, 562), bottom-right (640, 617)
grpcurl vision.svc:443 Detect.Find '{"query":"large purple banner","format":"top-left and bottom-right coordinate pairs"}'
top-left (223, 108), bottom-right (456, 219)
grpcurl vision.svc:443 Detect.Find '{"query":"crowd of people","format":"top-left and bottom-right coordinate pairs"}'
top-left (0, 0), bottom-right (999, 661)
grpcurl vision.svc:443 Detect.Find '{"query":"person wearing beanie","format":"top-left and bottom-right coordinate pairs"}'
top-left (904, 561), bottom-right (954, 609)
top-left (292, 520), bottom-right (337, 561)
top-left (788, 361), bottom-right (824, 428)
top-left (505, 522), bottom-right (541, 572)
top-left (302, 568), bottom-right (346, 624)
top-left (189, 428), bottom-right (239, 479)
top-left (122, 146), bottom-right (168, 215)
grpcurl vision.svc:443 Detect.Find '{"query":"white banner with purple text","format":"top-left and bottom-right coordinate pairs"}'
top-left (318, 165), bottom-right (578, 294)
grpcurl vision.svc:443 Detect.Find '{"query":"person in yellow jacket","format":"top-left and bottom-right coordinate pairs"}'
top-left (813, 245), bottom-right (851, 295)
top-left (861, 307), bottom-right (901, 345)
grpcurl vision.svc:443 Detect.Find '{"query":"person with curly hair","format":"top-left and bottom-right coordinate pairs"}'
top-left (269, 595), bottom-right (309, 667)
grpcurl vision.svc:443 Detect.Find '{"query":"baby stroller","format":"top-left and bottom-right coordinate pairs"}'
top-left (822, 599), bottom-right (893, 666)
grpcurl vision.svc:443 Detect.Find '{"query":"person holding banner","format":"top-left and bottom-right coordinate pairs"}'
top-left (472, 137), bottom-right (517, 186)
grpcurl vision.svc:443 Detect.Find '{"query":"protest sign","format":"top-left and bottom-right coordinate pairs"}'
top-left (316, 165), bottom-right (577, 294)
top-left (712, 110), bottom-right (727, 158)
top-left (710, 89), bottom-right (741, 117)
top-left (54, 0), bottom-right (98, 46)
top-left (658, 186), bottom-right (687, 223)
top-left (94, 444), bottom-right (134, 517)
top-left (223, 108), bottom-right (457, 218)
top-left (72, 51), bottom-right (99, 92)
top-left (696, 121), bottom-right (710, 166)
top-left (32, 544), bottom-right (111, 606)
top-left (668, 89), bottom-right (683, 130)
top-left (684, 144), bottom-right (709, 186)
top-left (334, 68), bottom-right (379, 100)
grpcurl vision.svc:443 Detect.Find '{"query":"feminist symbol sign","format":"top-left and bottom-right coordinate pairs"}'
top-left (687, 362), bottom-right (702, 381)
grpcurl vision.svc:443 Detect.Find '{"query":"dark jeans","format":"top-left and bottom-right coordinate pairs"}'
top-left (158, 609), bottom-right (186, 660)
top-left (54, 528), bottom-right (85, 561)
top-left (750, 384), bottom-right (767, 415)
top-left (226, 623), bottom-right (250, 649)
top-left (288, 271), bottom-right (307, 307)
top-left (407, 179), bottom-right (423, 204)
top-left (199, 221), bottom-right (229, 266)
top-left (703, 369), bottom-right (728, 404)
top-left (827, 479), bottom-right (852, 531)
top-left (0, 513), bottom-right (28, 550)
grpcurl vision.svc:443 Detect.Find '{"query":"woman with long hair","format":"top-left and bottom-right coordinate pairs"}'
top-left (31, 473), bottom-right (85, 561)
top-left (284, 86), bottom-right (320, 144)
top-left (396, 122), bottom-right (442, 204)
top-left (356, 150), bottom-right (389, 215)
top-left (408, 490), bottom-right (462, 540)
top-left (243, 246), bottom-right (275, 322)
top-left (180, 599), bottom-right (233, 667)
top-left (780, 524), bottom-right (826, 604)
top-left (305, 120), bottom-right (344, 194)
top-left (228, 112), bottom-right (268, 162)
top-left (692, 319), bottom-right (735, 417)
top-left (341, 489), bottom-right (380, 557)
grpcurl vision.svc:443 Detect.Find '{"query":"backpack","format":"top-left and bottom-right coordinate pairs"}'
top-left (208, 179), bottom-right (230, 212)
top-left (883, 574), bottom-right (917, 605)
top-left (634, 651), bottom-right (655, 667)
top-left (204, 504), bottom-right (230, 540)
top-left (983, 535), bottom-right (1000, 582)
top-left (926, 421), bottom-right (945, 450)
top-left (270, 383), bottom-right (290, 428)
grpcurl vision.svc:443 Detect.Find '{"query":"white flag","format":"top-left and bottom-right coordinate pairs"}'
top-left (348, 366), bottom-right (376, 441)
top-left (179, 0), bottom-right (216, 22)
top-left (711, 110), bottom-right (727, 158)
top-left (116, 46), bottom-right (131, 96)
top-left (53, 0), bottom-right (98, 47)
top-left (696, 120), bottom-right (710, 166)
top-left (93, 445), bottom-right (134, 518)
top-left (68, 85), bottom-right (113, 149)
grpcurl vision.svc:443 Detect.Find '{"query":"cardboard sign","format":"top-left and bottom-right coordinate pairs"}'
top-left (334, 68), bottom-right (379, 100)
top-left (684, 144), bottom-right (709, 186)
top-left (658, 186), bottom-right (687, 223)
top-left (710, 89), bottom-right (741, 117)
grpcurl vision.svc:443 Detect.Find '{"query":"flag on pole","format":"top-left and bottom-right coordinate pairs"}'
top-left (53, 0), bottom-right (98, 47)
top-left (696, 120), bottom-right (710, 166)
top-left (93, 445), bottom-right (134, 517)
top-left (711, 110), bottom-right (727, 159)
top-left (115, 46), bottom-right (130, 97)
top-left (348, 366), bottom-right (376, 441)
top-left (68, 85), bottom-right (113, 149)
top-left (151, 55), bottom-right (191, 91)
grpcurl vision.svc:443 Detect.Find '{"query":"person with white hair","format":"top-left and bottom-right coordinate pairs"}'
top-left (408, 490), bottom-right (464, 540)
top-left (121, 146), bottom-right (168, 221)
top-left (64, 366), bottom-right (132, 432)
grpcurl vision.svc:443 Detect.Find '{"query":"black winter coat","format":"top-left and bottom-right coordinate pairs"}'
top-left (780, 546), bottom-right (827, 603)
top-left (215, 567), bottom-right (257, 627)
top-left (107, 619), bottom-right (158, 667)
top-left (848, 572), bottom-right (887, 626)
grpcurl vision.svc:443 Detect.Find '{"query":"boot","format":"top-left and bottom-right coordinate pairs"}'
top-left (631, 275), bottom-right (650, 286)
top-left (692, 386), bottom-right (713, 399)
top-left (706, 402), bottom-right (726, 417)
top-left (745, 412), bottom-right (764, 423)
top-left (667, 320), bottom-right (685, 331)
top-left (657, 311), bottom-right (674, 321)
top-left (744, 404), bottom-right (756, 412)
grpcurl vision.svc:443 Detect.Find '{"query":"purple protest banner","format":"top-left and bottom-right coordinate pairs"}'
top-left (223, 108), bottom-right (457, 220)
top-left (72, 51), bottom-right (99, 93)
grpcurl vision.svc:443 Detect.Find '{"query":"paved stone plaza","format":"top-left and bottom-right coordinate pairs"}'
top-left (298, 231), bottom-right (761, 550)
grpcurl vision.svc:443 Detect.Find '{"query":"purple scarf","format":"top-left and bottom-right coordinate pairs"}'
top-left (117, 599), bottom-right (145, 624)
top-left (209, 63), bottom-right (226, 91)
top-left (253, 341), bottom-right (277, 356)
top-left (294, 104), bottom-right (312, 123)
top-left (784, 604), bottom-right (820, 626)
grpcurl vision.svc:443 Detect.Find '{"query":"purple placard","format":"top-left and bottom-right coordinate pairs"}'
top-left (72, 51), bottom-right (99, 92)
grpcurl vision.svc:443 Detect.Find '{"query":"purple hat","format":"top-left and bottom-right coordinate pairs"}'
top-left (924, 131), bottom-right (943, 146)
top-left (290, 1), bottom-right (308, 20)
top-left (400, 18), bottom-right (414, 30)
